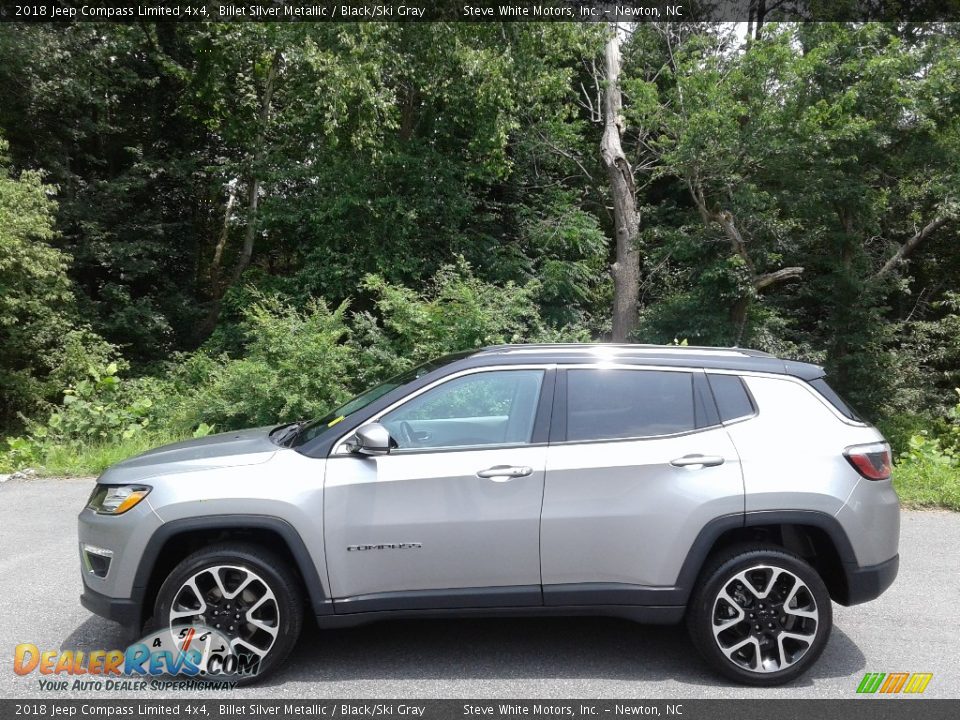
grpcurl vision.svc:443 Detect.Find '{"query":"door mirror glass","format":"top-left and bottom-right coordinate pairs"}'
top-left (345, 423), bottom-right (392, 456)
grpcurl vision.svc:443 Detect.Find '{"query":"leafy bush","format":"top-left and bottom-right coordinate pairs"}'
top-left (169, 263), bottom-right (587, 433)
top-left (43, 362), bottom-right (155, 444)
top-left (44, 328), bottom-right (124, 400)
top-left (0, 436), bottom-right (40, 473)
top-left (877, 412), bottom-right (941, 458)
top-left (0, 360), bottom-right (166, 474)
top-left (893, 433), bottom-right (960, 511)
top-left (353, 259), bottom-right (590, 386)
top-left (896, 294), bottom-right (960, 419)
top-left (165, 294), bottom-right (356, 432)
top-left (0, 138), bottom-right (75, 432)
top-left (890, 389), bottom-right (960, 510)
top-left (1, 262), bottom-right (594, 474)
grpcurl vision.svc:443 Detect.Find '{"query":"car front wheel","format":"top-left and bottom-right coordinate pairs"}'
top-left (686, 544), bottom-right (832, 685)
top-left (153, 542), bottom-right (304, 682)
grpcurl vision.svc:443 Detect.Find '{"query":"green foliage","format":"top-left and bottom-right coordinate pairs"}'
top-left (894, 434), bottom-right (960, 511)
top-left (0, 436), bottom-right (39, 473)
top-left (167, 293), bottom-right (355, 431)
top-left (877, 413), bottom-right (940, 458)
top-left (0, 137), bottom-right (75, 429)
top-left (11, 433), bottom-right (181, 478)
top-left (169, 263), bottom-right (587, 433)
top-left (36, 363), bottom-right (155, 445)
top-left (192, 423), bottom-right (216, 439)
top-left (45, 328), bottom-right (125, 401)
top-left (1, 22), bottom-right (959, 510)
top-left (895, 294), bottom-right (960, 416)
top-left (353, 260), bottom-right (590, 385)
top-left (890, 389), bottom-right (960, 510)
top-left (0, 260), bottom-right (588, 472)
top-left (0, 357), bottom-right (165, 474)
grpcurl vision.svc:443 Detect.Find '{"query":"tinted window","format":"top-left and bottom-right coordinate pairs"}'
top-left (808, 378), bottom-right (861, 421)
top-left (566, 370), bottom-right (695, 441)
top-left (292, 353), bottom-right (470, 446)
top-left (693, 372), bottom-right (721, 428)
top-left (382, 370), bottom-right (544, 450)
top-left (707, 374), bottom-right (755, 422)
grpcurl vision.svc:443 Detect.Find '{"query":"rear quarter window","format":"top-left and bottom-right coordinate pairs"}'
top-left (807, 378), bottom-right (861, 421)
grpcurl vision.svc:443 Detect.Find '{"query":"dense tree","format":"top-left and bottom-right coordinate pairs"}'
top-left (0, 137), bottom-right (73, 428)
top-left (0, 20), bottom-right (958, 441)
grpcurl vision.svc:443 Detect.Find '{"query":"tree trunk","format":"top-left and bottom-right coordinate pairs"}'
top-left (227, 50), bottom-right (281, 290)
top-left (209, 178), bottom-right (239, 290)
top-left (687, 178), bottom-right (803, 343)
top-left (874, 215), bottom-right (949, 279)
top-left (200, 50), bottom-right (281, 336)
top-left (600, 28), bottom-right (641, 342)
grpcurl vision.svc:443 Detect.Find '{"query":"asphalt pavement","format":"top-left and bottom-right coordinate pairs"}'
top-left (1, 476), bottom-right (957, 699)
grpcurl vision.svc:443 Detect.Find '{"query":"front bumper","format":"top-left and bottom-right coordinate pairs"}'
top-left (80, 586), bottom-right (142, 630)
top-left (77, 500), bottom-right (161, 630)
top-left (841, 553), bottom-right (899, 606)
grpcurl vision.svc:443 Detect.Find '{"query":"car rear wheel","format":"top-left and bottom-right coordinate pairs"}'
top-left (153, 542), bottom-right (303, 682)
top-left (686, 544), bottom-right (832, 685)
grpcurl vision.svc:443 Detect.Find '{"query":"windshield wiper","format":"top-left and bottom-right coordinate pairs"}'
top-left (270, 420), bottom-right (309, 446)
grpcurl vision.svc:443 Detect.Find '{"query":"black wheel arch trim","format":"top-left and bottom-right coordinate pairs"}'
top-left (131, 514), bottom-right (332, 626)
top-left (673, 509), bottom-right (868, 606)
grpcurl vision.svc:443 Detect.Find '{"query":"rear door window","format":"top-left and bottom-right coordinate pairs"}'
top-left (565, 369), bottom-right (696, 441)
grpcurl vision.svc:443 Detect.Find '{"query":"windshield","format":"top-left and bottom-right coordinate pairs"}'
top-left (291, 353), bottom-right (470, 447)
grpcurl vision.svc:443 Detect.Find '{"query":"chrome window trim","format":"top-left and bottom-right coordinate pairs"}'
top-left (547, 426), bottom-right (726, 447)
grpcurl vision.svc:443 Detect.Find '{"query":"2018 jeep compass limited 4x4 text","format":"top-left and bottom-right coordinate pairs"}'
top-left (78, 344), bottom-right (899, 685)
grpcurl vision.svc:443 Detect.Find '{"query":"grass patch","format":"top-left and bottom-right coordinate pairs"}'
top-left (33, 432), bottom-right (184, 477)
top-left (894, 461), bottom-right (960, 511)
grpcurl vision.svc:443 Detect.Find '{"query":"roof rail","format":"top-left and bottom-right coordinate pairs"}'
top-left (476, 343), bottom-right (774, 358)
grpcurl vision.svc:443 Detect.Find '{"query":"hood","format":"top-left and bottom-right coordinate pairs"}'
top-left (98, 426), bottom-right (279, 485)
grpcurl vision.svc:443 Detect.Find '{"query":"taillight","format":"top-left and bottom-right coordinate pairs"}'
top-left (844, 442), bottom-right (892, 480)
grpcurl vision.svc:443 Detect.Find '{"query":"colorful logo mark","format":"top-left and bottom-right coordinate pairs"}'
top-left (14, 624), bottom-right (259, 679)
top-left (856, 672), bottom-right (933, 694)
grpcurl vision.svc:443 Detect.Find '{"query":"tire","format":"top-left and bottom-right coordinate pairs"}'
top-left (153, 542), bottom-right (304, 683)
top-left (686, 543), bottom-right (832, 686)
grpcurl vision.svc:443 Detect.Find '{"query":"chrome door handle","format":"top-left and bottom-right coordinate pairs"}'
top-left (670, 454), bottom-right (725, 469)
top-left (477, 465), bottom-right (533, 481)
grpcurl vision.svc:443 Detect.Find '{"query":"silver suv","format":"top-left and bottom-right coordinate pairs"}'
top-left (78, 344), bottom-right (899, 685)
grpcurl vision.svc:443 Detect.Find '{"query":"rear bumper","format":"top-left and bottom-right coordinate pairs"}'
top-left (80, 586), bottom-right (141, 631)
top-left (840, 553), bottom-right (899, 606)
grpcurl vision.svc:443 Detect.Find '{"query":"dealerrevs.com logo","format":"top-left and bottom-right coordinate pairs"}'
top-left (13, 625), bottom-right (258, 691)
top-left (856, 672), bottom-right (933, 694)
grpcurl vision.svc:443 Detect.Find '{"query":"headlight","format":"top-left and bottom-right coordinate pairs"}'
top-left (86, 485), bottom-right (151, 515)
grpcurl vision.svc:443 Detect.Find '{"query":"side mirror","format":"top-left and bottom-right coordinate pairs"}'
top-left (344, 423), bottom-right (392, 456)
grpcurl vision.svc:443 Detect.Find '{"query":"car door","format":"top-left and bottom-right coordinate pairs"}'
top-left (540, 366), bottom-right (744, 605)
top-left (324, 366), bottom-right (553, 611)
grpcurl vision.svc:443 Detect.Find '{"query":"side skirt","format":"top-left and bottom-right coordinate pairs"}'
top-left (316, 604), bottom-right (684, 629)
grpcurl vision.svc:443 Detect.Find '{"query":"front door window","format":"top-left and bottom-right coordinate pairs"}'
top-left (381, 369), bottom-right (544, 450)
